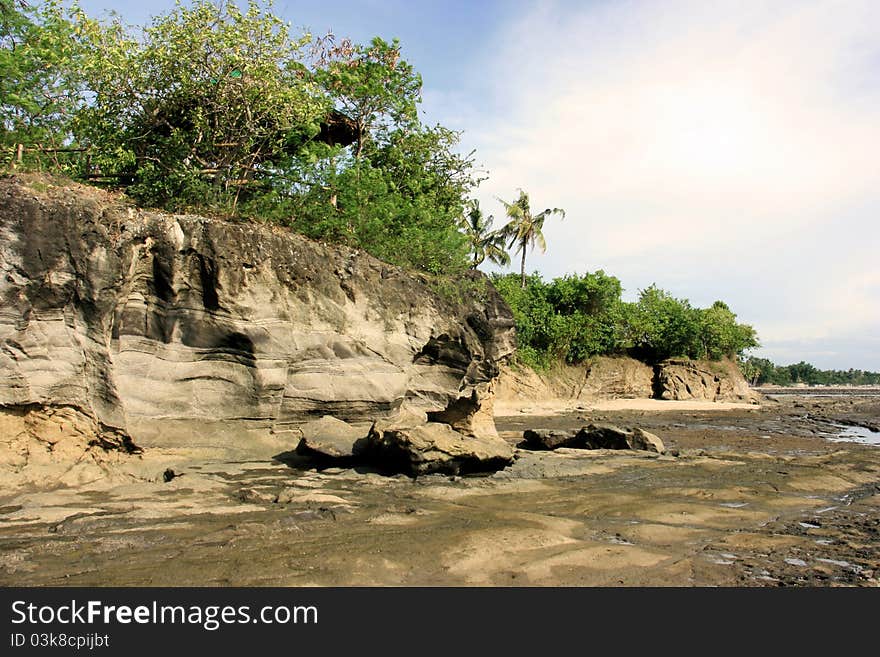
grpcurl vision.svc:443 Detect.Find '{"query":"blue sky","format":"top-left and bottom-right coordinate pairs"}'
top-left (75, 0), bottom-right (880, 371)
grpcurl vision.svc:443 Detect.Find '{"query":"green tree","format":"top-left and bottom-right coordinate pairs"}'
top-left (630, 285), bottom-right (702, 361)
top-left (498, 189), bottom-right (565, 289)
top-left (314, 35), bottom-right (421, 160)
top-left (699, 300), bottom-right (758, 359)
top-left (0, 0), bottom-right (92, 168)
top-left (289, 124), bottom-right (476, 273)
top-left (75, 0), bottom-right (327, 210)
top-left (459, 200), bottom-right (510, 269)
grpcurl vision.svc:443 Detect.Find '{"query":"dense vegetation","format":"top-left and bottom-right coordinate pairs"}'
top-left (741, 358), bottom-right (880, 387)
top-left (493, 272), bottom-right (759, 369)
top-left (1, 0), bottom-right (477, 274)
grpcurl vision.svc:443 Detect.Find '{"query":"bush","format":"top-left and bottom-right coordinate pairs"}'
top-left (493, 273), bottom-right (759, 367)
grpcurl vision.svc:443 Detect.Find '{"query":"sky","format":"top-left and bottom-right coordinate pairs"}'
top-left (75, 0), bottom-right (880, 371)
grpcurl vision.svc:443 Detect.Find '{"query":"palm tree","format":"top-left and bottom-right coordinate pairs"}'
top-left (498, 189), bottom-right (565, 289)
top-left (460, 200), bottom-right (511, 270)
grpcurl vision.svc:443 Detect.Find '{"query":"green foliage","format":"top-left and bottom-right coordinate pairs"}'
top-left (497, 189), bottom-right (564, 289)
top-left (494, 273), bottom-right (758, 368)
top-left (741, 357), bottom-right (880, 386)
top-left (75, 0), bottom-right (327, 211)
top-left (459, 199), bottom-right (510, 269)
top-left (1, 0), bottom-right (480, 275)
top-left (631, 285), bottom-right (701, 361)
top-left (314, 35), bottom-right (421, 159)
top-left (285, 123), bottom-right (476, 273)
top-left (0, 0), bottom-right (92, 169)
top-left (700, 300), bottom-right (759, 361)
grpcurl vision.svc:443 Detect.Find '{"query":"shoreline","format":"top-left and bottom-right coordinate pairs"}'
top-left (1, 393), bottom-right (877, 586)
top-left (494, 398), bottom-right (760, 417)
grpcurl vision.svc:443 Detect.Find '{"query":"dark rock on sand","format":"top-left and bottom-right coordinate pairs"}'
top-left (520, 423), bottom-right (666, 454)
top-left (520, 429), bottom-right (581, 450)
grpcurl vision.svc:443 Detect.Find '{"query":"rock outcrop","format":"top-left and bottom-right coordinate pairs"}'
top-left (497, 356), bottom-right (759, 407)
top-left (656, 358), bottom-right (759, 403)
top-left (519, 423), bottom-right (666, 454)
top-left (0, 404), bottom-right (140, 486)
top-left (521, 429), bottom-right (582, 450)
top-left (361, 421), bottom-right (514, 476)
top-left (581, 357), bottom-right (655, 399)
top-left (294, 415), bottom-right (368, 462)
top-left (0, 175), bottom-right (516, 461)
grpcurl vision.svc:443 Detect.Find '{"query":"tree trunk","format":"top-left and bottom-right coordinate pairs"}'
top-left (520, 241), bottom-right (527, 289)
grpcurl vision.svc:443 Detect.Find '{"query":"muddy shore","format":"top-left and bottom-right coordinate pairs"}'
top-left (1, 395), bottom-right (878, 586)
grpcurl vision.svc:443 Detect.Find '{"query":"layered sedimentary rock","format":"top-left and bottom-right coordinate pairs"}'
top-left (0, 176), bottom-right (516, 459)
top-left (497, 356), bottom-right (755, 406)
top-left (581, 357), bottom-right (655, 399)
top-left (656, 358), bottom-right (759, 403)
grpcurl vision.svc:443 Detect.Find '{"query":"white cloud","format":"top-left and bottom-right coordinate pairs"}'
top-left (462, 0), bottom-right (880, 369)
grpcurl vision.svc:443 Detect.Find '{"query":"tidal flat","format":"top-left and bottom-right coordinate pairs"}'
top-left (1, 395), bottom-right (877, 587)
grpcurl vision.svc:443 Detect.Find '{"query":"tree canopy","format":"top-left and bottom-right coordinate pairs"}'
top-left (460, 200), bottom-right (510, 270)
top-left (1, 0), bottom-right (481, 274)
top-left (493, 272), bottom-right (758, 369)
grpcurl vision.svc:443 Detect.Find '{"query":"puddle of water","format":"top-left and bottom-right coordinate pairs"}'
top-left (828, 424), bottom-right (880, 446)
top-left (815, 506), bottom-right (838, 514)
top-left (799, 521), bottom-right (821, 529)
top-left (784, 558), bottom-right (808, 567)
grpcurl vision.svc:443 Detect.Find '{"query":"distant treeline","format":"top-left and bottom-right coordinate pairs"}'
top-left (492, 272), bottom-right (758, 369)
top-left (742, 357), bottom-right (880, 386)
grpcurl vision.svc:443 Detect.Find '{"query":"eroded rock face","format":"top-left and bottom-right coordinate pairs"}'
top-left (581, 357), bottom-right (655, 399)
top-left (0, 176), bottom-right (515, 458)
top-left (0, 404), bottom-right (140, 486)
top-left (657, 358), bottom-right (759, 403)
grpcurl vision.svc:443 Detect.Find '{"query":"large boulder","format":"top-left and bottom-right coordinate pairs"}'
top-left (582, 424), bottom-right (665, 453)
top-left (520, 429), bottom-right (581, 450)
top-left (295, 415), bottom-right (368, 461)
top-left (580, 423), bottom-right (632, 450)
top-left (0, 175), bottom-right (515, 459)
top-left (519, 423), bottom-right (666, 454)
top-left (657, 358), bottom-right (759, 402)
top-left (628, 427), bottom-right (666, 454)
top-left (359, 422), bottom-right (514, 476)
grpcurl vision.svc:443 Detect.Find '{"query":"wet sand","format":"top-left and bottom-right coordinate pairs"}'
top-left (1, 395), bottom-right (878, 586)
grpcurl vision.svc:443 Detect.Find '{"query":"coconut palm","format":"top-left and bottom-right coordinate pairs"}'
top-left (498, 189), bottom-right (565, 289)
top-left (459, 200), bottom-right (511, 270)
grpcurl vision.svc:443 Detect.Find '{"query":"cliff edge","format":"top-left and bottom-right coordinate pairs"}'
top-left (0, 175), bottom-right (516, 466)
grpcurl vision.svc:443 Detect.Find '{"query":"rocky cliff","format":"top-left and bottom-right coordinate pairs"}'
top-left (0, 175), bottom-right (516, 462)
top-left (497, 356), bottom-right (759, 406)
top-left (655, 358), bottom-right (758, 402)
